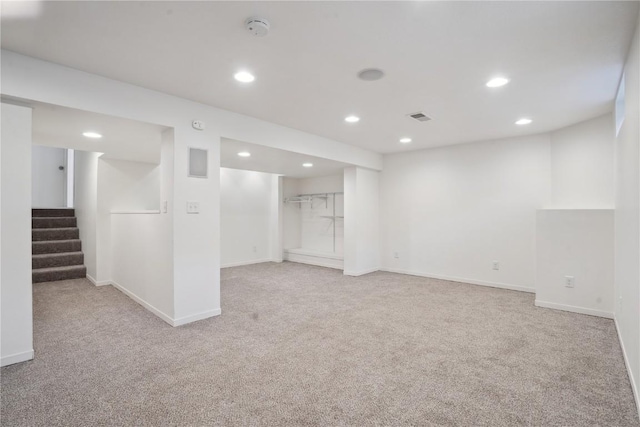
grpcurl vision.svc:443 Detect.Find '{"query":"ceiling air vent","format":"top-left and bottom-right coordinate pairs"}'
top-left (407, 112), bottom-right (432, 122)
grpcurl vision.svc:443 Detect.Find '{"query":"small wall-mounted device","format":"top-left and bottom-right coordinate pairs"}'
top-left (187, 201), bottom-right (200, 214)
top-left (245, 17), bottom-right (270, 37)
top-left (192, 120), bottom-right (205, 131)
top-left (188, 147), bottom-right (208, 178)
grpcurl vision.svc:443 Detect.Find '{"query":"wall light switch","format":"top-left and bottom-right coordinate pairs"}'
top-left (492, 261), bottom-right (500, 271)
top-left (163, 200), bottom-right (168, 213)
top-left (565, 276), bottom-right (575, 288)
top-left (187, 201), bottom-right (200, 214)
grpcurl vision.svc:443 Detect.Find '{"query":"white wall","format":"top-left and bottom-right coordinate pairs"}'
top-left (94, 157), bottom-right (162, 285)
top-left (550, 114), bottom-right (614, 208)
top-left (269, 175), bottom-right (283, 263)
top-left (110, 214), bottom-right (174, 320)
top-left (615, 9), bottom-right (640, 409)
top-left (1, 102), bottom-right (34, 366)
top-left (31, 145), bottom-right (66, 208)
top-left (381, 134), bottom-right (551, 292)
top-left (282, 177), bottom-right (301, 250)
top-left (380, 111), bottom-right (615, 293)
top-left (74, 150), bottom-right (99, 281)
top-left (297, 174), bottom-right (343, 195)
top-left (220, 168), bottom-right (277, 267)
top-left (344, 167), bottom-right (380, 276)
top-left (535, 209), bottom-right (614, 318)
top-left (99, 158), bottom-right (160, 211)
top-left (109, 128), bottom-right (174, 322)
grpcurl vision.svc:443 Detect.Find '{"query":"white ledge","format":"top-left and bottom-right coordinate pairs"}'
top-left (110, 210), bottom-right (161, 214)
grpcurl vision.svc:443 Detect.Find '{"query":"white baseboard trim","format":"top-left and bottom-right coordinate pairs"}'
top-left (380, 267), bottom-right (535, 294)
top-left (343, 268), bottom-right (380, 277)
top-left (111, 281), bottom-right (221, 327)
top-left (86, 274), bottom-right (111, 287)
top-left (111, 280), bottom-right (175, 327)
top-left (534, 300), bottom-right (614, 319)
top-left (284, 253), bottom-right (343, 270)
top-left (173, 308), bottom-right (221, 327)
top-left (221, 258), bottom-right (274, 268)
top-left (615, 317), bottom-right (640, 419)
top-left (1, 349), bottom-right (34, 367)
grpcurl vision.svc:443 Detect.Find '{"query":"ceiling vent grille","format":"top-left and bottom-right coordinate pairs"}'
top-left (407, 112), bottom-right (432, 122)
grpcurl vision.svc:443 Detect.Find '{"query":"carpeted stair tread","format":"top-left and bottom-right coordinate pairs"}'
top-left (32, 227), bottom-right (80, 241)
top-left (32, 265), bottom-right (87, 283)
top-left (32, 239), bottom-right (82, 254)
top-left (31, 209), bottom-right (86, 283)
top-left (32, 208), bottom-right (75, 217)
top-left (32, 217), bottom-right (77, 228)
top-left (32, 252), bottom-right (84, 269)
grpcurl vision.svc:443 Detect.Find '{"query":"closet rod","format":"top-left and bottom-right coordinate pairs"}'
top-left (294, 192), bottom-right (344, 197)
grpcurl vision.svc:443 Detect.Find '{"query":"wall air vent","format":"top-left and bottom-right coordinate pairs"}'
top-left (407, 112), bottom-right (432, 122)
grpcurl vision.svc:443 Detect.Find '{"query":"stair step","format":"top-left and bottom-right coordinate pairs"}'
top-left (32, 239), bottom-right (82, 254)
top-left (32, 208), bottom-right (75, 218)
top-left (32, 217), bottom-right (77, 229)
top-left (32, 252), bottom-right (84, 269)
top-left (32, 265), bottom-right (86, 283)
top-left (32, 227), bottom-right (79, 241)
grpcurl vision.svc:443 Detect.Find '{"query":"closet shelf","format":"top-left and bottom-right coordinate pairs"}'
top-left (320, 215), bottom-right (344, 220)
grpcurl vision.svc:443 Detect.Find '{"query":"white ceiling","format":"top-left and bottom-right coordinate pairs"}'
top-left (2, 1), bottom-right (638, 153)
top-left (221, 138), bottom-right (349, 179)
top-left (31, 102), bottom-right (167, 164)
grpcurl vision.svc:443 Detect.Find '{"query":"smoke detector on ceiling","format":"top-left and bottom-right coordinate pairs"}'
top-left (407, 112), bottom-right (432, 122)
top-left (245, 18), bottom-right (270, 37)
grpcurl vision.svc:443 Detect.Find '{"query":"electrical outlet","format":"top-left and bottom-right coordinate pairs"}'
top-left (187, 201), bottom-right (200, 214)
top-left (393, 251), bottom-right (400, 259)
top-left (253, 246), bottom-right (257, 253)
top-left (565, 276), bottom-right (575, 288)
top-left (492, 261), bottom-right (500, 271)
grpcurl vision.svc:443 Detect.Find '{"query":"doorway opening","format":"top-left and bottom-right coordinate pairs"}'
top-left (219, 138), bottom-right (351, 271)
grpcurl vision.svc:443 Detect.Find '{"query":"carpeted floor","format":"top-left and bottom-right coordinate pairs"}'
top-left (1, 262), bottom-right (638, 426)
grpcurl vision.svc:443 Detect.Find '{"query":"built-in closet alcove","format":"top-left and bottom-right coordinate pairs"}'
top-left (282, 174), bottom-right (344, 270)
top-left (219, 137), bottom-right (352, 271)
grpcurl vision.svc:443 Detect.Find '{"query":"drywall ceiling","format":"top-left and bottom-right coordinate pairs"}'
top-left (221, 138), bottom-right (350, 178)
top-left (31, 102), bottom-right (167, 164)
top-left (2, 1), bottom-right (637, 153)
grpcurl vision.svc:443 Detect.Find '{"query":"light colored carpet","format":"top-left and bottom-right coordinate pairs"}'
top-left (1, 262), bottom-right (638, 426)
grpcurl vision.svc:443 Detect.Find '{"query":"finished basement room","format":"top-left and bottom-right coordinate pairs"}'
top-left (2, 1), bottom-right (640, 426)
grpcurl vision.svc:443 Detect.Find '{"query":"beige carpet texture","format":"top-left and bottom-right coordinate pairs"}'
top-left (1, 262), bottom-right (638, 426)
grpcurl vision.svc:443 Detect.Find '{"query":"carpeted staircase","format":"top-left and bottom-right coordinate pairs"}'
top-left (32, 208), bottom-right (87, 283)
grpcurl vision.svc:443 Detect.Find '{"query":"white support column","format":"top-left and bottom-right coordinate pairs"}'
top-left (343, 166), bottom-right (380, 276)
top-left (171, 127), bottom-right (221, 326)
top-left (1, 102), bottom-right (34, 366)
top-left (270, 175), bottom-right (284, 263)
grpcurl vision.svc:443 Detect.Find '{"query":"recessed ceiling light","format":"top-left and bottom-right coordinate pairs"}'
top-left (357, 68), bottom-right (385, 81)
top-left (82, 132), bottom-right (102, 139)
top-left (486, 77), bottom-right (510, 88)
top-left (515, 118), bottom-right (532, 125)
top-left (399, 137), bottom-right (412, 144)
top-left (345, 115), bottom-right (360, 123)
top-left (302, 163), bottom-right (313, 168)
top-left (237, 151), bottom-right (251, 157)
top-left (234, 71), bottom-right (255, 83)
